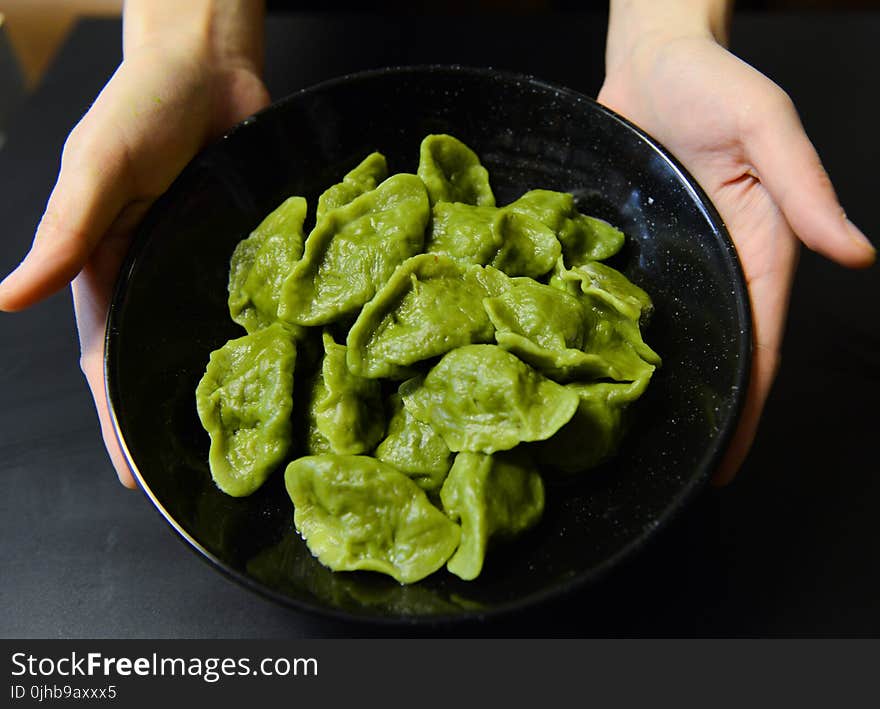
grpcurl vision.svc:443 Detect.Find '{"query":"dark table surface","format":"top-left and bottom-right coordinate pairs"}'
top-left (1, 12), bottom-right (878, 639)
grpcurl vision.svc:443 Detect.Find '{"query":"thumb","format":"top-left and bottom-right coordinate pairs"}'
top-left (0, 116), bottom-right (134, 311)
top-left (745, 92), bottom-right (875, 269)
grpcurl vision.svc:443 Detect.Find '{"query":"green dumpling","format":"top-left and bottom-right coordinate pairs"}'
top-left (507, 189), bottom-right (625, 265)
top-left (400, 344), bottom-right (580, 454)
top-left (539, 377), bottom-right (651, 474)
top-left (228, 196), bottom-right (307, 334)
top-left (417, 134), bottom-right (495, 207)
top-left (550, 261), bottom-right (661, 376)
top-left (485, 278), bottom-right (622, 381)
top-left (195, 323), bottom-right (296, 497)
top-left (346, 254), bottom-right (509, 379)
top-left (427, 202), bottom-right (560, 278)
top-left (561, 260), bottom-right (654, 323)
top-left (440, 452), bottom-right (544, 580)
top-left (279, 173), bottom-right (429, 326)
top-left (316, 152), bottom-right (388, 221)
top-left (307, 332), bottom-right (384, 456)
top-left (284, 455), bottom-right (461, 584)
top-left (207, 135), bottom-right (660, 585)
top-left (374, 393), bottom-right (452, 491)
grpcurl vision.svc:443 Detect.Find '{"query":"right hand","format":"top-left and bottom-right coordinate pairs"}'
top-left (0, 39), bottom-right (270, 487)
top-left (598, 2), bottom-right (874, 485)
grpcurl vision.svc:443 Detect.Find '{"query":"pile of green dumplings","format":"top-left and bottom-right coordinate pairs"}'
top-left (195, 135), bottom-right (660, 584)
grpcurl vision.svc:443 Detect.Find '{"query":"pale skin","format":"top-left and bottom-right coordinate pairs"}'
top-left (0, 0), bottom-right (873, 488)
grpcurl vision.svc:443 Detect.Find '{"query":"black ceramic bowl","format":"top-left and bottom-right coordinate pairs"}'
top-left (105, 66), bottom-right (750, 623)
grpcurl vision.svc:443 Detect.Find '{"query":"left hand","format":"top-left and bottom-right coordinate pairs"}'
top-left (598, 33), bottom-right (875, 484)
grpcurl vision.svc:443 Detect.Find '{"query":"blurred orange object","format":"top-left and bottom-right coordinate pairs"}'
top-left (1, 0), bottom-right (121, 89)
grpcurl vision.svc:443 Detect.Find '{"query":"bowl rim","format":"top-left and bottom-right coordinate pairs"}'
top-left (104, 63), bottom-right (752, 626)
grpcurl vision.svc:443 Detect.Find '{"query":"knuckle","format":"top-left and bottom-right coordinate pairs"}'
top-left (60, 122), bottom-right (86, 164)
top-left (61, 117), bottom-right (101, 165)
top-left (78, 349), bottom-right (100, 382)
top-left (809, 160), bottom-right (834, 194)
top-left (770, 86), bottom-right (795, 114)
top-left (740, 84), bottom-right (797, 138)
top-left (78, 354), bottom-right (91, 379)
top-left (62, 119), bottom-right (134, 184)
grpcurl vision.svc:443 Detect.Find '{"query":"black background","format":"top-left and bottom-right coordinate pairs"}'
top-left (0, 13), bottom-right (878, 638)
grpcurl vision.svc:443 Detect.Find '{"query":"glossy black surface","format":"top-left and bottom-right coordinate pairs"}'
top-left (105, 66), bottom-right (749, 621)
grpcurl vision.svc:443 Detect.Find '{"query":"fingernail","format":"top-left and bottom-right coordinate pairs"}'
top-left (846, 218), bottom-right (875, 254)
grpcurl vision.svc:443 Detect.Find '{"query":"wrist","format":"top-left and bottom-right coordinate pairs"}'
top-left (123, 0), bottom-right (264, 74)
top-left (605, 0), bottom-right (732, 75)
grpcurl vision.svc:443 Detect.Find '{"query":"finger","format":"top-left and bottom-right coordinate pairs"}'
top-left (77, 340), bottom-right (137, 489)
top-left (710, 181), bottom-right (800, 485)
top-left (0, 115), bottom-right (133, 312)
top-left (71, 205), bottom-right (150, 489)
top-left (82, 200), bottom-right (153, 307)
top-left (74, 257), bottom-right (137, 490)
top-left (713, 339), bottom-right (779, 486)
top-left (745, 93), bottom-right (875, 269)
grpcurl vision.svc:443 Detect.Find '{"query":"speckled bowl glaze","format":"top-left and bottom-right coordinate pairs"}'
top-left (105, 66), bottom-right (750, 623)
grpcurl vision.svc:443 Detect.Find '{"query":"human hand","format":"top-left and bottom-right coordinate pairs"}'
top-left (598, 21), bottom-right (875, 484)
top-left (0, 4), bottom-right (269, 487)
